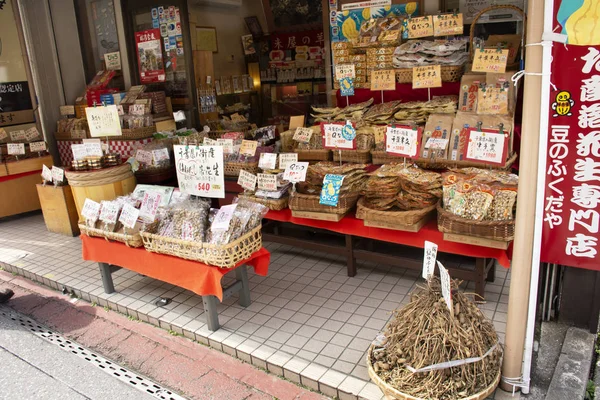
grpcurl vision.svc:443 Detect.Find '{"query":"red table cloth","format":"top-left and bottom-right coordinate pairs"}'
top-left (266, 209), bottom-right (511, 268)
top-left (81, 235), bottom-right (270, 300)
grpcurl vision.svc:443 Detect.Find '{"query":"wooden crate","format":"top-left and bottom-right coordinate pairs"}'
top-left (443, 233), bottom-right (510, 250)
top-left (364, 212), bottom-right (432, 233)
top-left (36, 184), bottom-right (80, 236)
top-left (6, 155), bottom-right (53, 175)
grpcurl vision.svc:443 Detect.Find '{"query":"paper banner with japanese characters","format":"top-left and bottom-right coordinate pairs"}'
top-left (385, 126), bottom-right (422, 158)
top-left (174, 145), bottom-right (224, 198)
top-left (463, 128), bottom-right (508, 166)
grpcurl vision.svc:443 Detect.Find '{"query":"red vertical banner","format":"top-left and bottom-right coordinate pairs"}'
top-left (541, 1), bottom-right (600, 269)
top-left (135, 29), bottom-right (166, 84)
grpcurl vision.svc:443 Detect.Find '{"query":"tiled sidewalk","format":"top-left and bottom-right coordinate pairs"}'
top-left (0, 213), bottom-right (510, 399)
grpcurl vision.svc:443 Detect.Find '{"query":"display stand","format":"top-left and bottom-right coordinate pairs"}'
top-left (36, 184), bottom-right (80, 236)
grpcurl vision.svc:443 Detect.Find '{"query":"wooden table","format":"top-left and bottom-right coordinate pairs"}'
top-left (80, 235), bottom-right (271, 331)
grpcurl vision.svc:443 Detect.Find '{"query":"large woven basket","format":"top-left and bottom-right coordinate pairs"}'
top-left (415, 152), bottom-right (517, 171)
top-left (356, 197), bottom-right (368, 220)
top-left (79, 224), bottom-right (143, 247)
top-left (289, 191), bottom-right (359, 214)
top-left (121, 126), bottom-right (157, 140)
top-left (364, 202), bottom-right (437, 226)
top-left (396, 65), bottom-right (464, 84)
top-left (238, 193), bottom-right (289, 211)
top-left (333, 149), bottom-right (372, 164)
top-left (224, 161), bottom-right (259, 177)
top-left (54, 130), bottom-right (90, 141)
top-left (65, 163), bottom-right (133, 187)
top-left (437, 203), bottom-right (515, 242)
top-left (366, 345), bottom-right (501, 400)
top-left (140, 225), bottom-right (262, 268)
top-left (295, 149), bottom-right (332, 161)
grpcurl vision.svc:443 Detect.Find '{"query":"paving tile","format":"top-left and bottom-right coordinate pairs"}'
top-left (314, 354), bottom-right (336, 368)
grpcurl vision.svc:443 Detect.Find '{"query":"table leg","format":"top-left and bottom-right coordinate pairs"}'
top-left (486, 259), bottom-right (496, 283)
top-left (235, 265), bottom-right (251, 307)
top-left (98, 262), bottom-right (115, 294)
top-left (475, 258), bottom-right (486, 298)
top-left (346, 235), bottom-right (356, 277)
top-left (202, 295), bottom-right (220, 331)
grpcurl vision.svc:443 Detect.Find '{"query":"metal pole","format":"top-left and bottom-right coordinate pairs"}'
top-left (501, 0), bottom-right (546, 392)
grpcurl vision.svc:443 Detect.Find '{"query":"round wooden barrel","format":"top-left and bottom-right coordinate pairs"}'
top-left (65, 164), bottom-right (136, 219)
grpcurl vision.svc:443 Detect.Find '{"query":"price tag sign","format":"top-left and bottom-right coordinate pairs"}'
top-left (104, 51), bottom-right (121, 70)
top-left (152, 148), bottom-right (170, 162)
top-left (99, 201), bottom-right (121, 224)
top-left (283, 162), bottom-right (309, 183)
top-left (139, 191), bottom-right (162, 222)
top-left (174, 145), bottom-right (225, 198)
top-left (322, 123), bottom-right (355, 149)
top-left (81, 199), bottom-right (101, 222)
top-left (60, 105), bottom-right (75, 116)
top-left (373, 125), bottom-right (386, 144)
top-left (71, 144), bottom-right (87, 160)
top-left (216, 138), bottom-right (234, 155)
top-left (203, 137), bottom-right (217, 145)
top-left (386, 126), bottom-right (421, 158)
top-left (85, 105), bottom-right (122, 137)
top-left (237, 169), bottom-right (257, 191)
top-left (319, 174), bottom-right (345, 206)
top-left (407, 15), bottom-right (434, 38)
top-left (293, 127), bottom-right (313, 143)
top-left (10, 130), bottom-right (26, 141)
top-left (464, 128), bottom-right (508, 166)
top-left (173, 110), bottom-right (186, 122)
top-left (433, 13), bottom-right (463, 36)
top-left (84, 142), bottom-right (103, 157)
top-left (211, 204), bottom-right (238, 231)
top-left (257, 173), bottom-right (277, 191)
top-left (339, 77), bottom-right (355, 96)
top-left (335, 64), bottom-right (355, 80)
top-left (412, 65), bottom-right (442, 89)
top-left (51, 166), bottom-right (64, 183)
top-left (119, 203), bottom-right (140, 229)
top-left (41, 165), bottom-right (53, 182)
top-left (259, 153), bottom-right (278, 170)
top-left (7, 143), bottom-right (25, 155)
top-left (437, 261), bottom-right (453, 314)
top-left (477, 87), bottom-right (509, 115)
top-left (239, 140), bottom-right (258, 157)
top-left (25, 127), bottom-right (40, 141)
top-left (0, 128), bottom-right (7, 141)
top-left (136, 149), bottom-right (154, 164)
top-left (279, 153), bottom-right (298, 170)
top-left (425, 138), bottom-right (449, 150)
top-left (422, 241), bottom-right (438, 280)
top-left (370, 69), bottom-right (396, 91)
top-left (29, 141), bottom-right (47, 152)
top-left (472, 49), bottom-right (509, 73)
top-left (129, 104), bottom-right (146, 115)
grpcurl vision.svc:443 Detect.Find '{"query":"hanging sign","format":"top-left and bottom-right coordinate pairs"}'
top-left (174, 145), bottom-right (225, 198)
top-left (259, 153), bottom-right (278, 170)
top-left (85, 105), bottom-right (122, 137)
top-left (437, 261), bottom-right (453, 314)
top-left (279, 153), bottom-right (298, 170)
top-left (283, 162), bottom-right (309, 183)
top-left (293, 127), bottom-right (313, 143)
top-left (135, 28), bottom-right (166, 83)
top-left (51, 166), bottom-right (64, 184)
top-left (257, 173), bottom-right (277, 191)
top-left (370, 69), bottom-right (396, 91)
top-left (7, 143), bottom-right (25, 155)
top-left (433, 13), bottom-right (463, 36)
top-left (423, 241), bottom-right (438, 280)
top-left (472, 49), bottom-right (509, 73)
top-left (319, 174), bottom-right (345, 206)
top-left (237, 169), bottom-right (257, 191)
top-left (463, 128), bottom-right (508, 165)
top-left (412, 65), bottom-right (442, 89)
top-left (119, 203), bottom-right (140, 229)
top-left (322, 122), bottom-right (356, 149)
top-left (41, 165), bottom-right (53, 182)
top-left (29, 141), bottom-right (47, 152)
top-left (385, 126), bottom-right (421, 158)
top-left (239, 140), bottom-right (258, 157)
top-left (407, 16), bottom-right (434, 39)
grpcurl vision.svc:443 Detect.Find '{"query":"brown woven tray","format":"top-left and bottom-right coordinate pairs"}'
top-left (364, 202), bottom-right (437, 227)
top-left (238, 193), bottom-right (289, 211)
top-left (289, 191), bottom-right (359, 215)
top-left (140, 225), bottom-right (262, 268)
top-left (224, 161), bottom-right (259, 177)
top-left (294, 149), bottom-right (332, 161)
top-left (396, 65), bottom-right (464, 84)
top-left (79, 224), bottom-right (143, 247)
top-left (437, 203), bottom-right (515, 242)
top-left (121, 126), bottom-right (157, 140)
top-left (415, 152), bottom-right (517, 171)
top-left (355, 197), bottom-right (367, 220)
top-left (333, 149), bottom-right (372, 164)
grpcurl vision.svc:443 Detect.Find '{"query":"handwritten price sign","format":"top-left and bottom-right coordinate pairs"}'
top-left (257, 173), bottom-right (277, 191)
top-left (335, 64), bottom-right (355, 80)
top-left (370, 69), bottom-right (396, 91)
top-left (385, 126), bottom-right (421, 158)
top-left (407, 16), bottom-right (434, 38)
top-left (412, 65), bottom-right (442, 89)
top-left (433, 13), bottom-right (463, 36)
top-left (472, 49), bottom-right (509, 73)
top-left (322, 123), bottom-right (355, 150)
top-left (283, 162), bottom-right (309, 183)
top-left (293, 127), bottom-right (313, 143)
top-left (464, 128), bottom-right (508, 166)
top-left (237, 169), bottom-right (257, 191)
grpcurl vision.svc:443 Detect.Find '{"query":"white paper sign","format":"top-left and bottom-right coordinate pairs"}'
top-left (203, 137), bottom-right (217, 146)
top-left (323, 124), bottom-right (353, 149)
top-left (7, 143), bottom-right (25, 155)
top-left (60, 105), bottom-right (75, 116)
top-left (216, 138), bottom-right (234, 155)
top-left (257, 173), bottom-right (277, 191)
top-left (104, 51), bottom-right (121, 70)
top-left (85, 105), bottom-right (122, 137)
top-left (173, 110), bottom-right (186, 122)
top-left (71, 144), bottom-right (87, 160)
top-left (139, 191), bottom-right (162, 222)
top-left (84, 142), bottom-right (103, 157)
top-left (465, 130), bottom-right (506, 165)
top-left (9, 130), bottom-right (25, 141)
top-left (0, 128), bottom-right (7, 141)
top-left (259, 153), bottom-right (278, 170)
top-left (136, 149), bottom-right (154, 164)
top-left (386, 127), bottom-right (420, 158)
top-left (119, 203), bottom-right (140, 229)
top-left (283, 162), bottom-right (309, 183)
top-left (129, 104), bottom-right (146, 116)
top-left (293, 127), bottom-right (313, 143)
top-left (51, 166), bottom-right (65, 183)
top-left (422, 241), bottom-right (438, 280)
top-left (99, 201), bottom-right (121, 224)
top-left (81, 199), bottom-right (101, 222)
top-left (437, 261), bottom-right (453, 314)
top-left (25, 127), bottom-right (40, 141)
top-left (237, 169), bottom-right (257, 191)
top-left (152, 148), bottom-right (170, 162)
top-left (278, 153), bottom-right (298, 170)
top-left (174, 145), bottom-right (225, 198)
top-left (29, 141), bottom-right (47, 152)
top-left (335, 64), bottom-right (356, 80)
top-left (211, 204), bottom-right (238, 231)
top-left (425, 138), bottom-right (449, 150)
top-left (41, 165), bottom-right (52, 182)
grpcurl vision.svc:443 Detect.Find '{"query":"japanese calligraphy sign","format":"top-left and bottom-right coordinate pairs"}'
top-left (278, 153), bottom-right (298, 170)
top-left (283, 162), bottom-right (309, 183)
top-left (385, 126), bottom-right (421, 158)
top-left (85, 105), bottom-right (122, 137)
top-left (41, 165), bottom-right (53, 183)
top-left (239, 140), bottom-right (258, 157)
top-left (477, 87), bottom-right (509, 115)
top-left (407, 16), bottom-right (434, 39)
top-left (319, 174), bottom-right (345, 206)
top-left (412, 65), bottom-right (442, 89)
top-left (7, 143), bottom-right (25, 155)
top-left (135, 28), bottom-right (166, 83)
top-left (422, 241), bottom-right (438, 280)
top-left (259, 153), bottom-right (278, 170)
top-left (100, 201), bottom-right (121, 224)
top-left (237, 169), bottom-right (257, 191)
top-left (472, 49), bottom-right (509, 73)
top-left (335, 64), bottom-right (355, 80)
top-left (81, 199), bottom-right (101, 222)
top-left (10, 130), bottom-right (25, 141)
top-left (174, 145), bottom-right (225, 198)
top-left (257, 173), bottom-right (277, 191)
top-left (433, 13), bottom-right (464, 36)
top-left (463, 128), bottom-right (508, 166)
top-left (29, 141), bottom-right (47, 152)
top-left (322, 122), bottom-right (356, 150)
top-left (293, 127), bottom-right (313, 143)
top-left (370, 69), bottom-right (396, 91)
top-left (119, 204), bottom-right (140, 229)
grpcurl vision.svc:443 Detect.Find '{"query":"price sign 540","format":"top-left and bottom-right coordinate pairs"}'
top-left (197, 182), bottom-right (212, 192)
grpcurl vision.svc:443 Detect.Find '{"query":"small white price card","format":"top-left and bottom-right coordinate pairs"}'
top-left (173, 110), bottom-right (186, 122)
top-left (279, 153), bottom-right (298, 170)
top-left (51, 166), bottom-right (64, 183)
top-left (407, 15), bottom-right (434, 38)
top-left (139, 191), bottom-right (162, 222)
top-left (41, 165), bottom-right (53, 182)
top-left (237, 169), bottom-right (257, 191)
top-left (293, 127), bottom-right (313, 143)
top-left (412, 65), bottom-right (442, 89)
top-left (464, 128), bottom-right (508, 166)
top-left (119, 203), bottom-right (140, 229)
top-left (370, 69), bottom-right (396, 91)
top-left (283, 162), bottom-right (309, 183)
top-left (425, 138), bottom-right (449, 150)
top-left (129, 104), bottom-right (146, 115)
top-left (257, 173), bottom-right (277, 191)
top-left (71, 144), bottom-right (87, 160)
top-left (10, 130), bottom-right (26, 141)
top-left (59, 105), bottom-right (75, 116)
top-left (104, 51), bottom-right (121, 70)
top-left (239, 140), bottom-right (258, 157)
top-left (25, 127), bottom-right (39, 141)
top-left (81, 199), bottom-right (101, 222)
top-left (216, 138), bottom-right (234, 155)
top-left (323, 123), bottom-right (355, 149)
top-left (472, 49), bottom-right (509, 73)
top-left (85, 105), bottom-right (122, 137)
top-left (0, 128), bottom-right (7, 141)
top-left (211, 204), bottom-right (238, 231)
top-left (335, 64), bottom-right (355, 80)
top-left (84, 142), bottom-right (103, 157)
top-left (136, 149), bottom-right (154, 164)
top-left (29, 141), bottom-right (47, 152)
top-left (437, 261), bottom-right (453, 314)
top-left (386, 126), bottom-right (421, 158)
top-left (174, 145), bottom-right (225, 198)
top-left (422, 241), bottom-right (438, 280)
top-left (152, 148), bottom-right (170, 162)
top-left (203, 137), bottom-right (217, 145)
top-left (7, 143), bottom-right (25, 155)
top-left (259, 153), bottom-right (278, 170)
top-left (99, 201), bottom-right (121, 224)
top-left (433, 13), bottom-right (463, 36)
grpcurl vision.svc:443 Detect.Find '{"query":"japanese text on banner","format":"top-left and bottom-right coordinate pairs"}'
top-left (174, 145), bottom-right (225, 198)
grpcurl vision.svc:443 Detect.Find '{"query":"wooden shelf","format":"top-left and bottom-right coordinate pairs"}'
top-left (6, 155), bottom-right (53, 175)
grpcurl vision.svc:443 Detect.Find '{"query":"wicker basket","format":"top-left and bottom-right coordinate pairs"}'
top-left (366, 345), bottom-right (500, 400)
top-left (356, 197), bottom-right (367, 220)
top-left (140, 225), bottom-right (262, 268)
top-left (396, 65), bottom-right (464, 84)
top-left (364, 203), bottom-right (437, 226)
top-left (437, 203), bottom-right (515, 242)
top-left (371, 150), bottom-right (406, 165)
top-left (239, 193), bottom-right (289, 211)
top-left (79, 224), bottom-right (143, 247)
top-left (54, 131), bottom-right (90, 141)
top-left (224, 161), bottom-right (259, 177)
top-left (294, 149), bottom-right (332, 161)
top-left (333, 149), bottom-right (372, 164)
top-left (289, 191), bottom-right (359, 214)
top-left (121, 126), bottom-right (157, 140)
top-left (65, 163), bottom-right (133, 187)
top-left (415, 152), bottom-right (517, 171)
